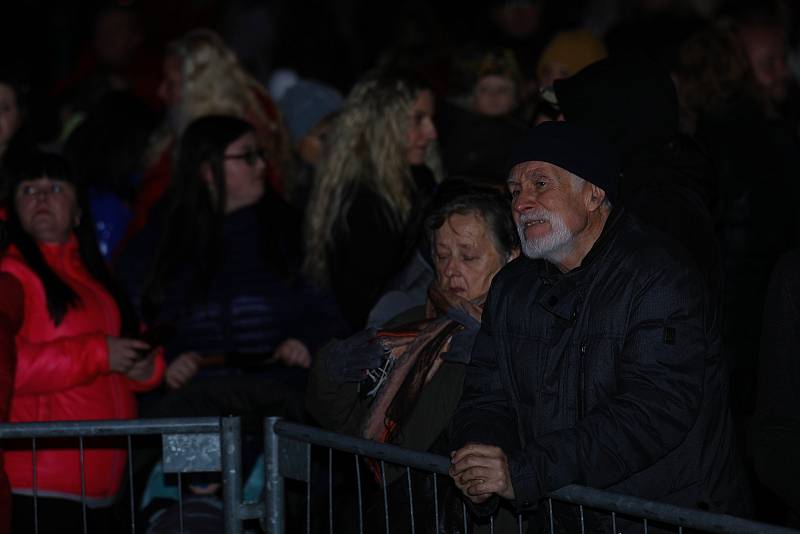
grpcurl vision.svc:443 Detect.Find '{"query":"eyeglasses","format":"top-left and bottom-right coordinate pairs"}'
top-left (223, 148), bottom-right (267, 166)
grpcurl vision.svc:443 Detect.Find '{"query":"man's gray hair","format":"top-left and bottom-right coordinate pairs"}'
top-left (570, 172), bottom-right (613, 210)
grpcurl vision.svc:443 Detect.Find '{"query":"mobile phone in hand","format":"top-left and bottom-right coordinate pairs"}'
top-left (137, 324), bottom-right (176, 357)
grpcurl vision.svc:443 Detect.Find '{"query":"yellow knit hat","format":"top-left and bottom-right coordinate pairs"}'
top-left (536, 29), bottom-right (607, 82)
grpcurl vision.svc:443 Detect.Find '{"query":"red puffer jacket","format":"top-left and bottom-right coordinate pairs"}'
top-left (0, 237), bottom-right (164, 505)
top-left (0, 273), bottom-right (23, 534)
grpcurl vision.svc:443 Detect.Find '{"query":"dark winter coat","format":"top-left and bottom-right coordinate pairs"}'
top-left (452, 208), bottom-right (747, 522)
top-left (753, 249), bottom-right (800, 515)
top-left (327, 165), bottom-right (436, 331)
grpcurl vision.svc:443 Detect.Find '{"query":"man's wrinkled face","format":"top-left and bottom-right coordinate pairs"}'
top-left (507, 161), bottom-right (589, 261)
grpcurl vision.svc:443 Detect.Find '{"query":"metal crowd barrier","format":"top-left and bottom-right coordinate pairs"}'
top-left (265, 417), bottom-right (800, 534)
top-left (0, 416), bottom-right (259, 534)
top-left (2, 416), bottom-right (799, 533)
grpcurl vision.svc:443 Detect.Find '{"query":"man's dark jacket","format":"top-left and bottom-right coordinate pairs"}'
top-left (452, 208), bottom-right (747, 519)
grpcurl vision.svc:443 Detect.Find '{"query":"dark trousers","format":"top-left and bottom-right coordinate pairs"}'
top-left (11, 495), bottom-right (115, 534)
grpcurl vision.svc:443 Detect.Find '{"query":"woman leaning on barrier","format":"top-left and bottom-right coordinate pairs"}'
top-left (307, 181), bottom-right (521, 533)
top-left (0, 150), bottom-right (164, 534)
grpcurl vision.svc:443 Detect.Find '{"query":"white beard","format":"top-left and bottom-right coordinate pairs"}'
top-left (516, 208), bottom-right (573, 262)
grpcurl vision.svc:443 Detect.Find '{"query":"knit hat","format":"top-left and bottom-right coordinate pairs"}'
top-left (507, 121), bottom-right (619, 203)
top-left (278, 80), bottom-right (343, 144)
top-left (536, 29), bottom-right (607, 82)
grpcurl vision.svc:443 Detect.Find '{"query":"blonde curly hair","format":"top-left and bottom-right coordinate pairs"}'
top-left (304, 69), bottom-right (443, 286)
top-left (149, 29), bottom-right (293, 193)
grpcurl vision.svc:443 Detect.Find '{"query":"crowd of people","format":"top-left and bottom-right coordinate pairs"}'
top-left (1, 0), bottom-right (800, 532)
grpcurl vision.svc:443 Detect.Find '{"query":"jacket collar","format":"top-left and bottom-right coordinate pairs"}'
top-left (536, 206), bottom-right (626, 320)
top-left (38, 234), bottom-right (80, 268)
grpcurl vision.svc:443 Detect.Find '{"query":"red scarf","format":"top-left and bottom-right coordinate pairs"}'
top-left (361, 282), bottom-right (484, 446)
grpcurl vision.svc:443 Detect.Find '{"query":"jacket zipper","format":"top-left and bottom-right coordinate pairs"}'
top-left (578, 343), bottom-right (586, 420)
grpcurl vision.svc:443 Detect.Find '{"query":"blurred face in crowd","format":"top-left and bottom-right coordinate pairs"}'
top-left (490, 1), bottom-right (542, 39)
top-left (434, 212), bottom-right (510, 301)
top-left (15, 177), bottom-right (81, 244)
top-left (405, 89), bottom-right (437, 165)
top-left (508, 161), bottom-right (593, 266)
top-left (94, 9), bottom-right (143, 69)
top-left (0, 83), bottom-right (21, 153)
top-left (220, 131), bottom-right (266, 213)
top-left (740, 26), bottom-right (791, 104)
top-left (473, 74), bottom-right (517, 117)
top-left (297, 118), bottom-right (333, 167)
top-left (158, 54), bottom-right (183, 109)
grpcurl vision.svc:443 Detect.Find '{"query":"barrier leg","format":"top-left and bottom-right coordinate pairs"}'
top-left (221, 416), bottom-right (243, 534)
top-left (264, 417), bottom-right (285, 534)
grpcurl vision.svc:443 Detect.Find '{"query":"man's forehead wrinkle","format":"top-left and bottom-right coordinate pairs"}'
top-left (512, 163), bottom-right (561, 184)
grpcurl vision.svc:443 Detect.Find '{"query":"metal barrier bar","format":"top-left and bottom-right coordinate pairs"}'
top-left (549, 485), bottom-right (800, 534)
top-left (0, 416), bottom-right (243, 534)
top-left (0, 417), bottom-right (222, 437)
top-left (264, 417), bottom-right (285, 534)
top-left (221, 416), bottom-right (243, 534)
top-left (269, 418), bottom-right (800, 534)
top-left (273, 420), bottom-right (450, 474)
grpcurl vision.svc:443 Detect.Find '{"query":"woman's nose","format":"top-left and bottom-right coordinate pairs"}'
top-left (424, 118), bottom-right (437, 141)
top-left (444, 259), bottom-right (460, 277)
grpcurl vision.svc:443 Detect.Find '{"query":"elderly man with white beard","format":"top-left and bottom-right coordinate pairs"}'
top-left (448, 121), bottom-right (749, 530)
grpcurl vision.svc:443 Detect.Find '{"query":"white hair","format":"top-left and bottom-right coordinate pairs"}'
top-left (516, 207), bottom-right (574, 261)
top-left (515, 170), bottom-right (611, 262)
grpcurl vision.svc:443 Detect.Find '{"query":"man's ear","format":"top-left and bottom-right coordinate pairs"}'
top-left (585, 183), bottom-right (606, 211)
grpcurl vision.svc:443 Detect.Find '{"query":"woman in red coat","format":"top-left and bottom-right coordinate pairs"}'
top-left (0, 151), bottom-right (164, 533)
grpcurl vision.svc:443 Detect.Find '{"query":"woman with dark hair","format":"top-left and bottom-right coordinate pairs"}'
top-left (0, 151), bottom-right (164, 533)
top-left (121, 29), bottom-right (293, 249)
top-left (136, 114), bottom-right (343, 399)
top-left (307, 181), bottom-right (519, 532)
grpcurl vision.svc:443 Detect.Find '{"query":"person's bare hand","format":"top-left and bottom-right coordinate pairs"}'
top-left (107, 336), bottom-right (150, 374)
top-left (273, 338), bottom-right (311, 368)
top-left (126, 351), bottom-right (156, 382)
top-left (165, 351), bottom-right (202, 389)
top-left (449, 443), bottom-right (515, 503)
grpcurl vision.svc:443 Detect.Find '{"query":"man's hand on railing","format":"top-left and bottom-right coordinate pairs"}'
top-left (449, 443), bottom-right (515, 503)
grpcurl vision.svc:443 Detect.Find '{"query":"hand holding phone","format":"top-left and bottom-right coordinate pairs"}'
top-left (137, 323), bottom-right (176, 358)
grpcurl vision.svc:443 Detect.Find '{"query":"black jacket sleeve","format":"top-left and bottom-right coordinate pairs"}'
top-left (451, 284), bottom-right (521, 451)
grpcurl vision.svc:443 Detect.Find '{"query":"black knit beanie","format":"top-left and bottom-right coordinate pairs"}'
top-left (507, 121), bottom-right (620, 203)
